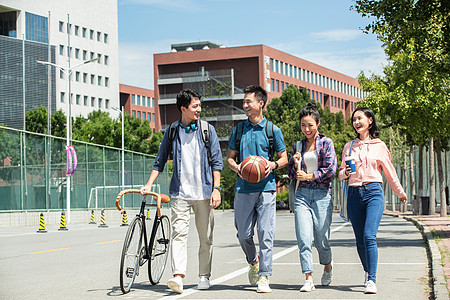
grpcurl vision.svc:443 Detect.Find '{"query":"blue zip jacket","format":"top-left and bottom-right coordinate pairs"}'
top-left (153, 120), bottom-right (223, 199)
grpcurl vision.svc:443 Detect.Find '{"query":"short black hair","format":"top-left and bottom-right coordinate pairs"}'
top-left (351, 107), bottom-right (380, 139)
top-left (299, 102), bottom-right (320, 124)
top-left (176, 89), bottom-right (201, 112)
top-left (243, 85), bottom-right (268, 107)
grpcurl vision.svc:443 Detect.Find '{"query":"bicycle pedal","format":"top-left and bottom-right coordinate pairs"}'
top-left (158, 238), bottom-right (169, 245)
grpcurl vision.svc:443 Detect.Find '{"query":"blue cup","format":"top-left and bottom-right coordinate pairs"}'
top-left (345, 156), bottom-right (356, 174)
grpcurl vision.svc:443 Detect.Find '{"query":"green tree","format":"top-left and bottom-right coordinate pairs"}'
top-left (25, 106), bottom-right (66, 138)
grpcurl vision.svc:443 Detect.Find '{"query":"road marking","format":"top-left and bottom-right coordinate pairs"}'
top-left (27, 248), bottom-right (68, 255)
top-left (96, 240), bottom-right (121, 245)
top-left (158, 222), bottom-right (351, 299)
top-left (274, 262), bottom-right (426, 265)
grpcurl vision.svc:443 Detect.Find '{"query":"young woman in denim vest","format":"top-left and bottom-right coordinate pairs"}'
top-left (288, 102), bottom-right (337, 292)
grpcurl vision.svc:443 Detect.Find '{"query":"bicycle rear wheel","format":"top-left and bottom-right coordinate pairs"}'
top-left (148, 215), bottom-right (171, 285)
top-left (120, 217), bottom-right (143, 294)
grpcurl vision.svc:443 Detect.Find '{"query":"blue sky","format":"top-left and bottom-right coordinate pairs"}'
top-left (118, 0), bottom-right (387, 90)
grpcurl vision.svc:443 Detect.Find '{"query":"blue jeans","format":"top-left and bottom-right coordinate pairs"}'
top-left (294, 186), bottom-right (333, 274)
top-left (347, 182), bottom-right (384, 283)
top-left (234, 192), bottom-right (276, 276)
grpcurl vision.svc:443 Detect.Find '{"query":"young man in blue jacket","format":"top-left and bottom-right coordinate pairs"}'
top-left (141, 89), bottom-right (223, 294)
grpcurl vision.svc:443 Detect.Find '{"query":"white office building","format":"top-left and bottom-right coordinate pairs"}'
top-left (0, 0), bottom-right (120, 129)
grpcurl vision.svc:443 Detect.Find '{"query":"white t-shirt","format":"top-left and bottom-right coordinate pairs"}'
top-left (303, 150), bottom-right (318, 174)
top-left (178, 128), bottom-right (205, 200)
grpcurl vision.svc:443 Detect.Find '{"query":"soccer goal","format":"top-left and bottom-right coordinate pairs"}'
top-left (87, 184), bottom-right (161, 210)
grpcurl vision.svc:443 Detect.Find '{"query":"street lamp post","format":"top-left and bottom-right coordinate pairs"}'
top-left (112, 106), bottom-right (125, 193)
top-left (37, 57), bottom-right (98, 223)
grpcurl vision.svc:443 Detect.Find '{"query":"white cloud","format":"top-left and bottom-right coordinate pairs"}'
top-left (122, 0), bottom-right (202, 11)
top-left (312, 29), bottom-right (363, 42)
top-left (295, 47), bottom-right (388, 78)
top-left (119, 41), bottom-right (171, 89)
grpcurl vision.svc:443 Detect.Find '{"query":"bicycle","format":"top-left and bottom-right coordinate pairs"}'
top-left (115, 189), bottom-right (171, 294)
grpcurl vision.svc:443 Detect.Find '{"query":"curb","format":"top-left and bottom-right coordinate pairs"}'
top-left (384, 212), bottom-right (449, 300)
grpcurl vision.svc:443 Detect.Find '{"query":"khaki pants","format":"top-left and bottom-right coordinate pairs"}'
top-left (170, 198), bottom-right (214, 278)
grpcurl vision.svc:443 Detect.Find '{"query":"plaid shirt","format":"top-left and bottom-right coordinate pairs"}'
top-left (288, 134), bottom-right (337, 194)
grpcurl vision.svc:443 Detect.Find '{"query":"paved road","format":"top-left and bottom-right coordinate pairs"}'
top-left (0, 209), bottom-right (429, 299)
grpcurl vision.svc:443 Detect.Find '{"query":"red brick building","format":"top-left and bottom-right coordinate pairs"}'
top-left (119, 84), bottom-right (160, 133)
top-left (154, 42), bottom-right (365, 137)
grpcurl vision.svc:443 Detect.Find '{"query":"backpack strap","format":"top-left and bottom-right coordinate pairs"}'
top-left (199, 120), bottom-right (212, 165)
top-left (235, 121), bottom-right (244, 163)
top-left (168, 121), bottom-right (179, 160)
top-left (265, 121), bottom-right (274, 161)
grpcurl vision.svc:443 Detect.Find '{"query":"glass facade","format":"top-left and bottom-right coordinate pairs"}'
top-left (25, 12), bottom-right (48, 43)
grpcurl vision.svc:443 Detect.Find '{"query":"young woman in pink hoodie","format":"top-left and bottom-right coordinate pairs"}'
top-left (338, 107), bottom-right (407, 294)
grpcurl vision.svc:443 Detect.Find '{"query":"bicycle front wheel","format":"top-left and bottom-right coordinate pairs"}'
top-left (120, 217), bottom-right (143, 294)
top-left (148, 215), bottom-right (171, 285)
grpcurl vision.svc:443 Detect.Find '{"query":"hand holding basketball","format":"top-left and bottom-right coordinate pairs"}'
top-left (240, 156), bottom-right (268, 183)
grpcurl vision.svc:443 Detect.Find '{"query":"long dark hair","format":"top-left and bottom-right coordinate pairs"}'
top-left (351, 107), bottom-right (380, 139)
top-left (299, 102), bottom-right (320, 123)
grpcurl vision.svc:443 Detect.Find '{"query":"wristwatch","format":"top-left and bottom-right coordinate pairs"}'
top-left (274, 161), bottom-right (279, 170)
top-left (213, 186), bottom-right (222, 191)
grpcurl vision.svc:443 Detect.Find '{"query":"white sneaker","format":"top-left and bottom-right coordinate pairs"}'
top-left (167, 276), bottom-right (183, 294)
top-left (300, 278), bottom-right (315, 292)
top-left (197, 276), bottom-right (210, 290)
top-left (321, 263), bottom-right (333, 286)
top-left (365, 280), bottom-right (377, 294)
top-left (248, 262), bottom-right (260, 285)
top-left (256, 275), bottom-right (272, 293)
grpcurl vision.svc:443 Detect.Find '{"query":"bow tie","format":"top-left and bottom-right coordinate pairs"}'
top-left (183, 123), bottom-right (197, 133)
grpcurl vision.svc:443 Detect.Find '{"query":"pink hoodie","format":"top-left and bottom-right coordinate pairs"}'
top-left (338, 138), bottom-right (407, 198)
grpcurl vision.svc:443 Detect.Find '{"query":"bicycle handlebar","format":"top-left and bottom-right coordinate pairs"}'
top-left (115, 189), bottom-right (167, 218)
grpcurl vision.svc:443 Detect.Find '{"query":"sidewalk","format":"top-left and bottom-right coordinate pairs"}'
top-left (384, 210), bottom-right (450, 300)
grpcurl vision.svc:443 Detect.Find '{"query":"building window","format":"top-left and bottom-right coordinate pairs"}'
top-left (75, 48), bottom-right (80, 59)
top-left (76, 94), bottom-right (80, 105)
top-left (104, 33), bottom-right (108, 43)
top-left (132, 95), bottom-right (135, 104)
top-left (59, 70), bottom-right (64, 79)
top-left (271, 79), bottom-right (275, 92)
top-left (67, 46), bottom-right (72, 57)
top-left (25, 13), bottom-right (49, 43)
top-left (84, 96), bottom-right (88, 106)
top-left (143, 112), bottom-right (146, 120)
top-left (137, 95), bottom-right (141, 106)
top-left (97, 53), bottom-right (101, 63)
top-left (137, 111), bottom-right (141, 119)
top-left (98, 76), bottom-right (102, 86)
top-left (67, 23), bottom-right (71, 34)
top-left (83, 73), bottom-right (87, 83)
top-left (91, 97), bottom-right (95, 107)
top-left (281, 81), bottom-right (284, 92)
top-left (270, 58), bottom-right (274, 71)
top-left (105, 77), bottom-right (109, 87)
top-left (151, 98), bottom-right (154, 107)
top-left (60, 92), bottom-right (65, 103)
top-left (152, 113), bottom-right (155, 123)
top-left (104, 55), bottom-right (109, 65)
top-left (275, 60), bottom-right (278, 73)
top-left (97, 31), bottom-right (101, 41)
top-left (132, 110), bottom-right (136, 117)
top-left (75, 71), bottom-right (80, 81)
top-left (82, 27), bottom-right (87, 38)
top-left (280, 62), bottom-right (284, 75)
top-left (276, 80), bottom-right (279, 92)
top-left (105, 99), bottom-right (109, 109)
top-left (98, 98), bottom-right (102, 108)
top-left (90, 52), bottom-right (94, 60)
top-left (83, 50), bottom-right (87, 60)
top-left (74, 25), bottom-right (79, 36)
top-left (91, 74), bottom-right (95, 84)
top-left (286, 64), bottom-right (289, 76)
top-left (59, 45), bottom-right (64, 55)
top-left (286, 82), bottom-right (289, 89)
top-left (90, 29), bottom-right (94, 39)
top-left (59, 21), bottom-right (64, 32)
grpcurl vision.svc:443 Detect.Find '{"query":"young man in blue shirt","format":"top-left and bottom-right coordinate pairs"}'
top-left (227, 85), bottom-right (288, 293)
top-left (141, 89), bottom-right (223, 294)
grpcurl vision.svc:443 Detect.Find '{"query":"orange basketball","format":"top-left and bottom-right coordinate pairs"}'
top-left (240, 156), bottom-right (268, 183)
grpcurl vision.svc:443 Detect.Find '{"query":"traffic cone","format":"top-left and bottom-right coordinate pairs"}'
top-left (146, 208), bottom-right (151, 220)
top-left (121, 211), bottom-right (129, 226)
top-left (36, 213), bottom-right (47, 233)
top-left (89, 210), bottom-right (96, 224)
top-left (98, 209), bottom-right (108, 228)
top-left (58, 211), bottom-right (69, 231)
